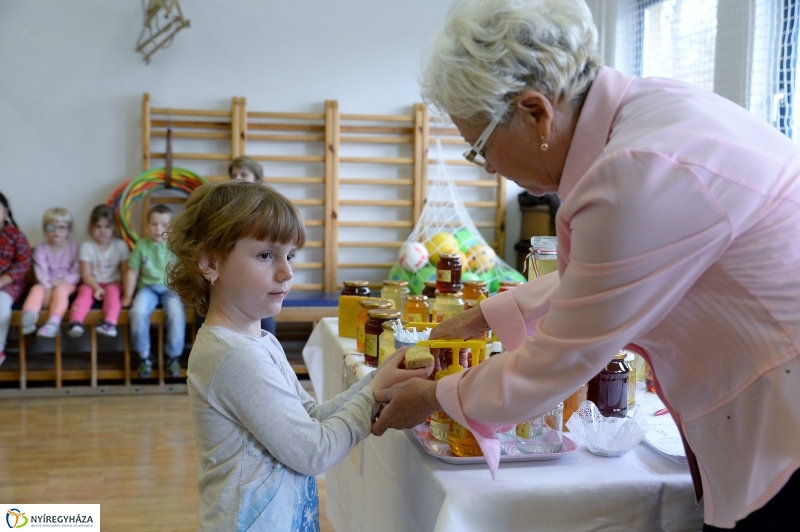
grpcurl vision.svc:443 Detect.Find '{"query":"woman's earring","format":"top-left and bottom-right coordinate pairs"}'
top-left (210, 275), bottom-right (216, 286)
top-left (540, 134), bottom-right (549, 152)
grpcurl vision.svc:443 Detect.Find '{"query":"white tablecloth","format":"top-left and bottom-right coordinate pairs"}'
top-left (302, 318), bottom-right (704, 532)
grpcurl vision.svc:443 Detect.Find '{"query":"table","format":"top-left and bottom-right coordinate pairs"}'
top-left (302, 318), bottom-right (704, 532)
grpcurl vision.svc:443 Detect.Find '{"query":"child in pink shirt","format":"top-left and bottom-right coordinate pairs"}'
top-left (21, 208), bottom-right (80, 338)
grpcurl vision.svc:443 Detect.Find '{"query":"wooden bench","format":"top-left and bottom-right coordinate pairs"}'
top-left (5, 306), bottom-right (196, 390)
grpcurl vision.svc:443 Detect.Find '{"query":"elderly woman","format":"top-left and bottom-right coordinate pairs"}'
top-left (371, 0), bottom-right (800, 529)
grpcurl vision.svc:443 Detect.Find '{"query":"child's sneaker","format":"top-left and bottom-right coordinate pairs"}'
top-left (21, 311), bottom-right (38, 335)
top-left (67, 322), bottom-right (85, 338)
top-left (137, 359), bottom-right (153, 379)
top-left (167, 357), bottom-right (181, 378)
top-left (36, 321), bottom-right (60, 338)
top-left (96, 321), bottom-right (117, 338)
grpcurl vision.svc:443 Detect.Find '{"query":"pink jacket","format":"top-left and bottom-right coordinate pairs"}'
top-left (437, 67), bottom-right (800, 528)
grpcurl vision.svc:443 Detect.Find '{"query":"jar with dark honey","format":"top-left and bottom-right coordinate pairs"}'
top-left (422, 281), bottom-right (437, 300)
top-left (341, 280), bottom-right (371, 297)
top-left (436, 253), bottom-right (462, 294)
top-left (357, 299), bottom-right (392, 352)
top-left (364, 310), bottom-right (401, 368)
top-left (587, 352), bottom-right (631, 418)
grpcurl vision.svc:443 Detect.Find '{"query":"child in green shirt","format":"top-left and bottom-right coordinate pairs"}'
top-left (122, 204), bottom-right (185, 378)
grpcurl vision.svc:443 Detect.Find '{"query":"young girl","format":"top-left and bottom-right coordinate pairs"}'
top-left (21, 208), bottom-right (80, 337)
top-left (67, 205), bottom-right (129, 338)
top-left (167, 181), bottom-right (431, 531)
top-left (0, 192), bottom-right (33, 366)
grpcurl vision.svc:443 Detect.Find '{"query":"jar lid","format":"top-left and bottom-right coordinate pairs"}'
top-left (367, 309), bottom-right (402, 320)
top-left (424, 281), bottom-right (437, 287)
top-left (613, 351), bottom-right (628, 360)
top-left (530, 235), bottom-right (558, 252)
top-left (407, 295), bottom-right (428, 301)
top-left (499, 281), bottom-right (524, 287)
top-left (343, 280), bottom-right (370, 287)
top-left (438, 252), bottom-right (460, 260)
top-left (383, 280), bottom-right (409, 287)
top-left (620, 349), bottom-right (636, 362)
top-left (382, 319), bottom-right (399, 330)
top-left (435, 291), bottom-right (463, 299)
top-left (360, 299), bottom-right (393, 309)
top-left (463, 280), bottom-right (488, 287)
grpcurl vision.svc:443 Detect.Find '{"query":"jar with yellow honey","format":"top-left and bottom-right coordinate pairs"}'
top-left (403, 295), bottom-right (429, 324)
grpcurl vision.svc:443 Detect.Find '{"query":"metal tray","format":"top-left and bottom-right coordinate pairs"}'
top-left (411, 424), bottom-right (577, 465)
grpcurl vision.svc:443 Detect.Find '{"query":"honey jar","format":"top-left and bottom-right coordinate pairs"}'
top-left (364, 310), bottom-right (401, 368)
top-left (462, 280), bottom-right (488, 308)
top-left (380, 280), bottom-right (409, 311)
top-left (341, 280), bottom-right (371, 297)
top-left (403, 295), bottom-right (429, 323)
top-left (498, 280), bottom-right (524, 293)
top-left (432, 291), bottom-right (463, 323)
top-left (422, 281), bottom-right (437, 300)
top-left (357, 299), bottom-right (392, 352)
top-left (378, 320), bottom-right (400, 366)
top-left (436, 253), bottom-right (462, 294)
top-left (338, 281), bottom-right (374, 338)
top-left (587, 352), bottom-right (631, 418)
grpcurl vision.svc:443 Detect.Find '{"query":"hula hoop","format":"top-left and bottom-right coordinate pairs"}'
top-left (105, 167), bottom-right (207, 248)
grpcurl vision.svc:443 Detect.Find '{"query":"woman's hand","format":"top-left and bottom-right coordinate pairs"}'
top-left (429, 304), bottom-right (490, 341)
top-left (367, 347), bottom-right (433, 393)
top-left (371, 378), bottom-right (441, 436)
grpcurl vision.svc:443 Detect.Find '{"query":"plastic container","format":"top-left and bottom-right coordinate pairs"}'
top-left (516, 403), bottom-right (564, 453)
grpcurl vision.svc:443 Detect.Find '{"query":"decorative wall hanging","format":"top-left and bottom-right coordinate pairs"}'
top-left (135, 0), bottom-right (190, 64)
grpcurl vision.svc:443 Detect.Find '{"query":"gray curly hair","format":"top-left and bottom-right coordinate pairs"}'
top-left (421, 0), bottom-right (603, 124)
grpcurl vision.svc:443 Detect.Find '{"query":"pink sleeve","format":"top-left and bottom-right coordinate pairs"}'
top-left (481, 272), bottom-right (559, 350)
top-left (436, 151), bottom-right (732, 476)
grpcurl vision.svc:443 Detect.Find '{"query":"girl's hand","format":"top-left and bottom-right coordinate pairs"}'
top-left (368, 347), bottom-right (433, 393)
top-left (121, 295), bottom-right (132, 308)
top-left (93, 287), bottom-right (105, 301)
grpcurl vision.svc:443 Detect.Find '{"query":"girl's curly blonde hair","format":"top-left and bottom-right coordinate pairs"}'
top-left (166, 181), bottom-right (306, 316)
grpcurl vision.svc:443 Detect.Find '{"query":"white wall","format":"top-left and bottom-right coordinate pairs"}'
top-left (1, 1), bottom-right (530, 256)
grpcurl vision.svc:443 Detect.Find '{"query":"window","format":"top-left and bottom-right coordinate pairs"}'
top-left (600, 0), bottom-right (800, 139)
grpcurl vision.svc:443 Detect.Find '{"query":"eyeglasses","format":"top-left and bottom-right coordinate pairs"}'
top-left (463, 113), bottom-right (504, 167)
top-left (45, 224), bottom-right (70, 232)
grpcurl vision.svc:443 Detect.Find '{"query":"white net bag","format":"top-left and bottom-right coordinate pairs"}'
top-left (390, 137), bottom-right (526, 295)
